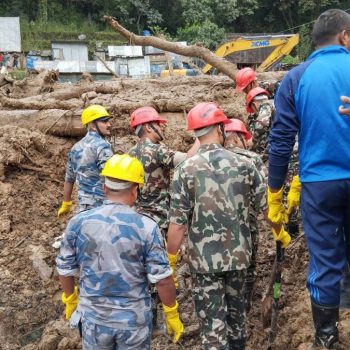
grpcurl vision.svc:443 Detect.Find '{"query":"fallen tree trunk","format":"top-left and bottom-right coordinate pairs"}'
top-left (103, 16), bottom-right (237, 81)
top-left (0, 95), bottom-right (82, 110)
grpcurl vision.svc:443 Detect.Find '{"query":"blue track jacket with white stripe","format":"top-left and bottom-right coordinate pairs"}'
top-left (268, 45), bottom-right (350, 189)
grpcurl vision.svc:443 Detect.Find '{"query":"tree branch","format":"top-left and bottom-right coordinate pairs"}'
top-left (103, 16), bottom-right (237, 81)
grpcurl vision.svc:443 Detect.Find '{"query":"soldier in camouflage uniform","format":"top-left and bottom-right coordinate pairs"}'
top-left (235, 67), bottom-right (281, 99)
top-left (224, 119), bottom-right (267, 313)
top-left (246, 87), bottom-right (274, 163)
top-left (56, 154), bottom-right (184, 349)
top-left (167, 103), bottom-right (266, 350)
top-left (57, 105), bottom-right (114, 217)
top-left (128, 106), bottom-right (199, 238)
top-left (128, 106), bottom-right (199, 330)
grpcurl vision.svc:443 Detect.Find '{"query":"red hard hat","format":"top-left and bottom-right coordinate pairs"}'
top-left (130, 106), bottom-right (167, 129)
top-left (225, 119), bottom-right (252, 140)
top-left (246, 87), bottom-right (269, 113)
top-left (187, 102), bottom-right (230, 131)
top-left (235, 68), bottom-right (257, 92)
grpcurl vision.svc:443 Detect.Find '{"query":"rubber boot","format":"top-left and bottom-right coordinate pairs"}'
top-left (228, 338), bottom-right (246, 350)
top-left (340, 264), bottom-right (350, 309)
top-left (311, 301), bottom-right (340, 349)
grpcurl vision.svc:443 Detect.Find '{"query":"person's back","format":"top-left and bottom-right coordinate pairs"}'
top-left (129, 138), bottom-right (174, 226)
top-left (57, 201), bottom-right (166, 327)
top-left (66, 130), bottom-right (112, 208)
top-left (273, 46), bottom-right (350, 182)
top-left (172, 143), bottom-right (265, 273)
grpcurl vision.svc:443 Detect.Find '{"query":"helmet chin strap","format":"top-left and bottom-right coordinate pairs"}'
top-left (237, 133), bottom-right (247, 149)
top-left (219, 123), bottom-right (227, 146)
top-left (93, 121), bottom-right (104, 138)
top-left (149, 123), bottom-right (164, 142)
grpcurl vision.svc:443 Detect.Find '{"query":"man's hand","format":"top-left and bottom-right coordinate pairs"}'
top-left (57, 201), bottom-right (73, 218)
top-left (339, 96), bottom-right (350, 117)
top-left (61, 286), bottom-right (79, 320)
top-left (168, 252), bottom-right (179, 289)
top-left (287, 175), bottom-right (301, 214)
top-left (267, 187), bottom-right (288, 225)
top-left (162, 301), bottom-right (184, 343)
top-left (272, 226), bottom-right (291, 248)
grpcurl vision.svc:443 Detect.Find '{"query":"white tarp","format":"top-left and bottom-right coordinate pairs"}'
top-left (0, 17), bottom-right (21, 52)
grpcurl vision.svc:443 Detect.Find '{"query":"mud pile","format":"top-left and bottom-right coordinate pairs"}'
top-left (1, 72), bottom-right (349, 350)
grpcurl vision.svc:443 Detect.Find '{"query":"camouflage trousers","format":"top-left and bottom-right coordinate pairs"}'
top-left (192, 270), bottom-right (247, 350)
top-left (82, 318), bottom-right (152, 350)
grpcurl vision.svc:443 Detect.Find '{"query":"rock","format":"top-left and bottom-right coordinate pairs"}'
top-left (28, 245), bottom-right (53, 281)
top-left (38, 333), bottom-right (61, 350)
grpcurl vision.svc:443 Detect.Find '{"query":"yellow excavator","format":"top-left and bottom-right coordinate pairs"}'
top-left (203, 34), bottom-right (299, 73)
top-left (160, 33), bottom-right (299, 77)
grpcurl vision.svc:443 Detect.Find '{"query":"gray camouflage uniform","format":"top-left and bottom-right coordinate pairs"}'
top-left (65, 130), bottom-right (113, 213)
top-left (225, 144), bottom-right (267, 312)
top-left (169, 143), bottom-right (266, 350)
top-left (56, 200), bottom-right (172, 350)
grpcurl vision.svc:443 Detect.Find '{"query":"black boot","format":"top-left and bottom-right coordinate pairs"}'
top-left (228, 338), bottom-right (246, 350)
top-left (311, 301), bottom-right (340, 349)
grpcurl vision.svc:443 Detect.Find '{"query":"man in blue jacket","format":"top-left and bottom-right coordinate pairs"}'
top-left (268, 9), bottom-right (350, 349)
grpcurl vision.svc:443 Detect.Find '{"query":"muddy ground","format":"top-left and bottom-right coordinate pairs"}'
top-left (0, 75), bottom-right (349, 350)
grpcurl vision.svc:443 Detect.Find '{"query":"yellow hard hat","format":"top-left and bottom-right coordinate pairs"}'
top-left (81, 105), bottom-right (110, 126)
top-left (101, 154), bottom-right (145, 185)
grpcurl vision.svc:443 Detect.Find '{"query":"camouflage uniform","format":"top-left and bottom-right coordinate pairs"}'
top-left (259, 80), bottom-right (281, 99)
top-left (248, 101), bottom-right (275, 163)
top-left (65, 130), bottom-right (113, 213)
top-left (225, 145), bottom-right (267, 312)
top-left (128, 138), bottom-right (185, 237)
top-left (169, 143), bottom-right (266, 349)
top-left (56, 200), bottom-right (172, 349)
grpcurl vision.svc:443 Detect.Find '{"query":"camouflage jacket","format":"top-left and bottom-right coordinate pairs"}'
top-left (248, 101), bottom-right (275, 162)
top-left (65, 130), bottom-right (113, 207)
top-left (225, 144), bottom-right (268, 236)
top-left (169, 143), bottom-right (266, 273)
top-left (259, 80), bottom-right (280, 99)
top-left (56, 200), bottom-right (172, 329)
top-left (129, 138), bottom-right (185, 231)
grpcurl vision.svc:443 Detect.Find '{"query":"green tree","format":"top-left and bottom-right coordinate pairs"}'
top-left (177, 19), bottom-right (226, 49)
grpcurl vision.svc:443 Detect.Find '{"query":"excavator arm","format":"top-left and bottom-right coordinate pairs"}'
top-left (202, 34), bottom-right (299, 73)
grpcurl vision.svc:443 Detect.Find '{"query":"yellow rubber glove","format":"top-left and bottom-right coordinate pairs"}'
top-left (162, 301), bottom-right (184, 343)
top-left (61, 286), bottom-right (79, 320)
top-left (272, 226), bottom-right (291, 248)
top-left (57, 201), bottom-right (73, 218)
top-left (287, 175), bottom-right (302, 214)
top-left (168, 252), bottom-right (179, 289)
top-left (267, 187), bottom-right (288, 224)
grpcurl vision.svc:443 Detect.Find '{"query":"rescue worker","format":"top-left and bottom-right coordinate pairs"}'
top-left (128, 106), bottom-right (199, 238)
top-left (57, 105), bottom-right (113, 217)
top-left (235, 67), bottom-right (258, 94)
top-left (128, 106), bottom-right (199, 330)
top-left (167, 102), bottom-right (267, 350)
top-left (246, 87), bottom-right (273, 162)
top-left (235, 67), bottom-right (280, 98)
top-left (268, 9), bottom-right (350, 349)
top-left (56, 154), bottom-right (184, 349)
top-left (224, 119), bottom-right (267, 313)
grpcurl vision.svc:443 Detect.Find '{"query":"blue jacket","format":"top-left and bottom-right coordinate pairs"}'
top-left (269, 45), bottom-right (350, 188)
